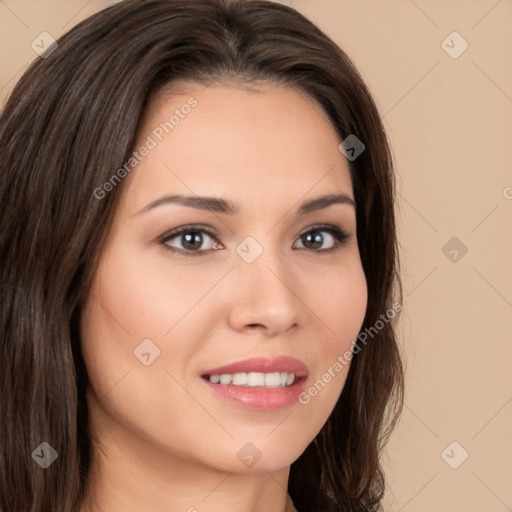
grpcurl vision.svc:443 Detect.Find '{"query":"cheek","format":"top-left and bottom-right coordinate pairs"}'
top-left (79, 243), bottom-right (232, 398)
top-left (314, 256), bottom-right (368, 351)
top-left (85, 245), bottom-right (220, 345)
top-left (78, 251), bottom-right (216, 458)
top-left (296, 258), bottom-right (367, 413)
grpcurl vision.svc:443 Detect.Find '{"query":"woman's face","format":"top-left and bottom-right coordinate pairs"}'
top-left (81, 81), bottom-right (368, 475)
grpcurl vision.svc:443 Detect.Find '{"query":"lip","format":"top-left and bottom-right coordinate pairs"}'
top-left (200, 356), bottom-right (309, 410)
top-left (201, 356), bottom-right (308, 378)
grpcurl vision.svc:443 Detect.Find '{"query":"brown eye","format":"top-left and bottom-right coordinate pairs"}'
top-left (160, 225), bottom-right (222, 257)
top-left (294, 225), bottom-right (350, 253)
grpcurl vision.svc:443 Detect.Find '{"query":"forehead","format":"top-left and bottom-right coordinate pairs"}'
top-left (121, 82), bottom-right (353, 213)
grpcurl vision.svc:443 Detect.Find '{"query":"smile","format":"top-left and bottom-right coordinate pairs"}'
top-left (200, 356), bottom-right (308, 410)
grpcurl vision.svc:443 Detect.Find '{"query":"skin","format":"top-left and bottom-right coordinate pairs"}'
top-left (79, 81), bottom-right (368, 512)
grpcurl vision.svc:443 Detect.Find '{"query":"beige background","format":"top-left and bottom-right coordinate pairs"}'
top-left (1, 1), bottom-right (511, 510)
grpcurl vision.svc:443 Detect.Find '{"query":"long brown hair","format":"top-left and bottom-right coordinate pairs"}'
top-left (0, 1), bottom-right (403, 510)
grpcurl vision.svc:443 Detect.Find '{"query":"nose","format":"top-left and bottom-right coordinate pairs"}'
top-left (226, 245), bottom-right (301, 336)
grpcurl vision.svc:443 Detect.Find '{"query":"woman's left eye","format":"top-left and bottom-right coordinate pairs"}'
top-left (293, 226), bottom-right (350, 252)
top-left (159, 224), bottom-right (350, 257)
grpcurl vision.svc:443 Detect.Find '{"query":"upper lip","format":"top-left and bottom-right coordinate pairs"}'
top-left (201, 356), bottom-right (308, 378)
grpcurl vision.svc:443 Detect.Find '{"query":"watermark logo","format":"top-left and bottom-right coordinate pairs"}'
top-left (237, 442), bottom-right (262, 468)
top-left (338, 134), bottom-right (365, 161)
top-left (441, 441), bottom-right (469, 469)
top-left (31, 32), bottom-right (58, 59)
top-left (32, 442), bottom-right (58, 468)
top-left (441, 236), bottom-right (468, 263)
top-left (134, 338), bottom-right (161, 366)
top-left (236, 236), bottom-right (264, 263)
top-left (441, 31), bottom-right (468, 59)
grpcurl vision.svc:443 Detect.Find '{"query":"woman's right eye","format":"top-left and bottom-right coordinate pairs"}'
top-left (159, 225), bottom-right (223, 257)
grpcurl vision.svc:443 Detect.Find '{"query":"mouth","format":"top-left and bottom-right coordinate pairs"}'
top-left (200, 356), bottom-right (308, 410)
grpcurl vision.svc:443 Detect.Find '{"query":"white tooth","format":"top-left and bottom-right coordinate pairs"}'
top-left (214, 372), bottom-right (296, 387)
top-left (232, 373), bottom-right (247, 385)
top-left (219, 374), bottom-right (232, 385)
top-left (247, 372), bottom-right (265, 386)
top-left (264, 372), bottom-right (281, 387)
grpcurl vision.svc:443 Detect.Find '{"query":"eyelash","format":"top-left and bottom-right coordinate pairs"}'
top-left (158, 223), bottom-right (350, 257)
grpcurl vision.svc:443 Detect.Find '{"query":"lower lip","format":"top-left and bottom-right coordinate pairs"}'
top-left (201, 377), bottom-right (307, 410)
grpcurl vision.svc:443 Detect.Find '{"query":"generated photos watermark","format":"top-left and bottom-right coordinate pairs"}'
top-left (298, 301), bottom-right (402, 404)
top-left (93, 96), bottom-right (198, 200)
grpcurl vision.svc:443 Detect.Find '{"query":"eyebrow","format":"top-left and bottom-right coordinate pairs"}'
top-left (135, 192), bottom-right (355, 216)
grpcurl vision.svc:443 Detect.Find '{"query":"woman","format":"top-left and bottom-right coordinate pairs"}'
top-left (0, 0), bottom-right (404, 511)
